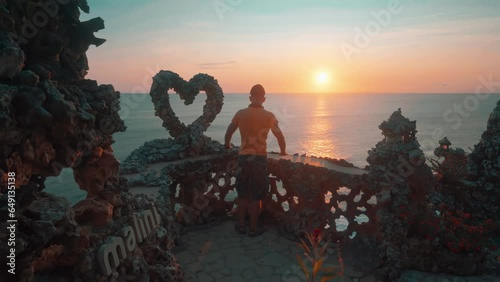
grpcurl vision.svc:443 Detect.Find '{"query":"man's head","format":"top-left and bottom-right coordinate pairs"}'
top-left (250, 84), bottom-right (266, 105)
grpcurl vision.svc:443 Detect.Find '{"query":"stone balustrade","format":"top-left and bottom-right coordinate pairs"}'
top-left (163, 153), bottom-right (377, 242)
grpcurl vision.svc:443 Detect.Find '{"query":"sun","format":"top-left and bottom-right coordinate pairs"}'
top-left (311, 70), bottom-right (335, 92)
top-left (315, 72), bottom-right (329, 84)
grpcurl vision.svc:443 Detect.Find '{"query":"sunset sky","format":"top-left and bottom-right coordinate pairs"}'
top-left (83, 0), bottom-right (500, 94)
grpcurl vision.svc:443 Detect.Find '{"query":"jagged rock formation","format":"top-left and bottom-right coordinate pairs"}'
top-left (1, 180), bottom-right (183, 281)
top-left (361, 109), bottom-right (500, 279)
top-left (364, 109), bottom-right (436, 280)
top-left (468, 100), bottom-right (500, 179)
top-left (0, 79), bottom-right (124, 186)
top-left (466, 100), bottom-right (500, 235)
top-left (426, 102), bottom-right (500, 276)
top-left (0, 0), bottom-right (124, 190)
top-left (431, 136), bottom-right (468, 181)
top-left (0, 1), bottom-right (183, 281)
top-left (367, 109), bottom-right (434, 212)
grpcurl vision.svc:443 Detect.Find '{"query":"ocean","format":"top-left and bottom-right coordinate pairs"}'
top-left (44, 93), bottom-right (500, 204)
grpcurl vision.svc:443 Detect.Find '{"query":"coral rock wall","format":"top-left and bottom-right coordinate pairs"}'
top-left (365, 109), bottom-right (436, 280)
top-left (466, 100), bottom-right (500, 230)
top-left (0, 0), bottom-right (125, 192)
top-left (0, 1), bottom-right (183, 281)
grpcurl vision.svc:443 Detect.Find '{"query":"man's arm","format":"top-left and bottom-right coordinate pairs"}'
top-left (271, 122), bottom-right (287, 155)
top-left (224, 122), bottom-right (238, 148)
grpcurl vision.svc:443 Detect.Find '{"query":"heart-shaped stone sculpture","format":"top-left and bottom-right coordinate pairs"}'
top-left (150, 70), bottom-right (224, 139)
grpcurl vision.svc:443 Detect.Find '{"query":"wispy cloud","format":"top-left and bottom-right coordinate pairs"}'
top-left (197, 61), bottom-right (238, 69)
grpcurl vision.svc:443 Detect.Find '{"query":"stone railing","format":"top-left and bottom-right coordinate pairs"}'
top-left (163, 153), bottom-right (377, 242)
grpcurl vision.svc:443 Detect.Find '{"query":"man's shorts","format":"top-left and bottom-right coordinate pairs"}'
top-left (235, 155), bottom-right (269, 201)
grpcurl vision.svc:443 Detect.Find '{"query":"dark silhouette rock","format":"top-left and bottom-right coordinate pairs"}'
top-left (15, 70), bottom-right (39, 86)
top-left (366, 109), bottom-right (435, 280)
top-left (432, 137), bottom-right (468, 181)
top-left (465, 100), bottom-right (500, 241)
top-left (0, 46), bottom-right (25, 80)
top-left (0, 2), bottom-right (182, 281)
top-left (62, 17), bottom-right (106, 80)
top-left (73, 197), bottom-right (113, 226)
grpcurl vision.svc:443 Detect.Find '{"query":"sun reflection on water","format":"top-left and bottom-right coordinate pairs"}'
top-left (300, 97), bottom-right (344, 160)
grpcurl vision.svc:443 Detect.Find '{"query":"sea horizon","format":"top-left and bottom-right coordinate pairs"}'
top-left (118, 92), bottom-right (500, 95)
top-left (44, 92), bottom-right (500, 204)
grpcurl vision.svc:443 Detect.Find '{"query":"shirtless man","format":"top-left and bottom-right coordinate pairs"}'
top-left (224, 84), bottom-right (287, 236)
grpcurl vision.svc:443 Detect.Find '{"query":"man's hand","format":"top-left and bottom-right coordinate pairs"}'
top-left (271, 121), bottom-right (287, 157)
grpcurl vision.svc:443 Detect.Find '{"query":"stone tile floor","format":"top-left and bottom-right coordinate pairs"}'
top-left (175, 220), bottom-right (499, 282)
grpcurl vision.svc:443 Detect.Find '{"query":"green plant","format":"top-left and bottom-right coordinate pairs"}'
top-left (296, 228), bottom-right (343, 282)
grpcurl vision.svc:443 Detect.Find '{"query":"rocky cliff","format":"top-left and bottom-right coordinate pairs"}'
top-left (0, 1), bottom-right (182, 281)
top-left (466, 100), bottom-right (500, 225)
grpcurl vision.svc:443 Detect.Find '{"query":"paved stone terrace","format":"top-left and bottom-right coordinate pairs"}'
top-left (175, 220), bottom-right (500, 282)
top-left (175, 219), bottom-right (353, 282)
